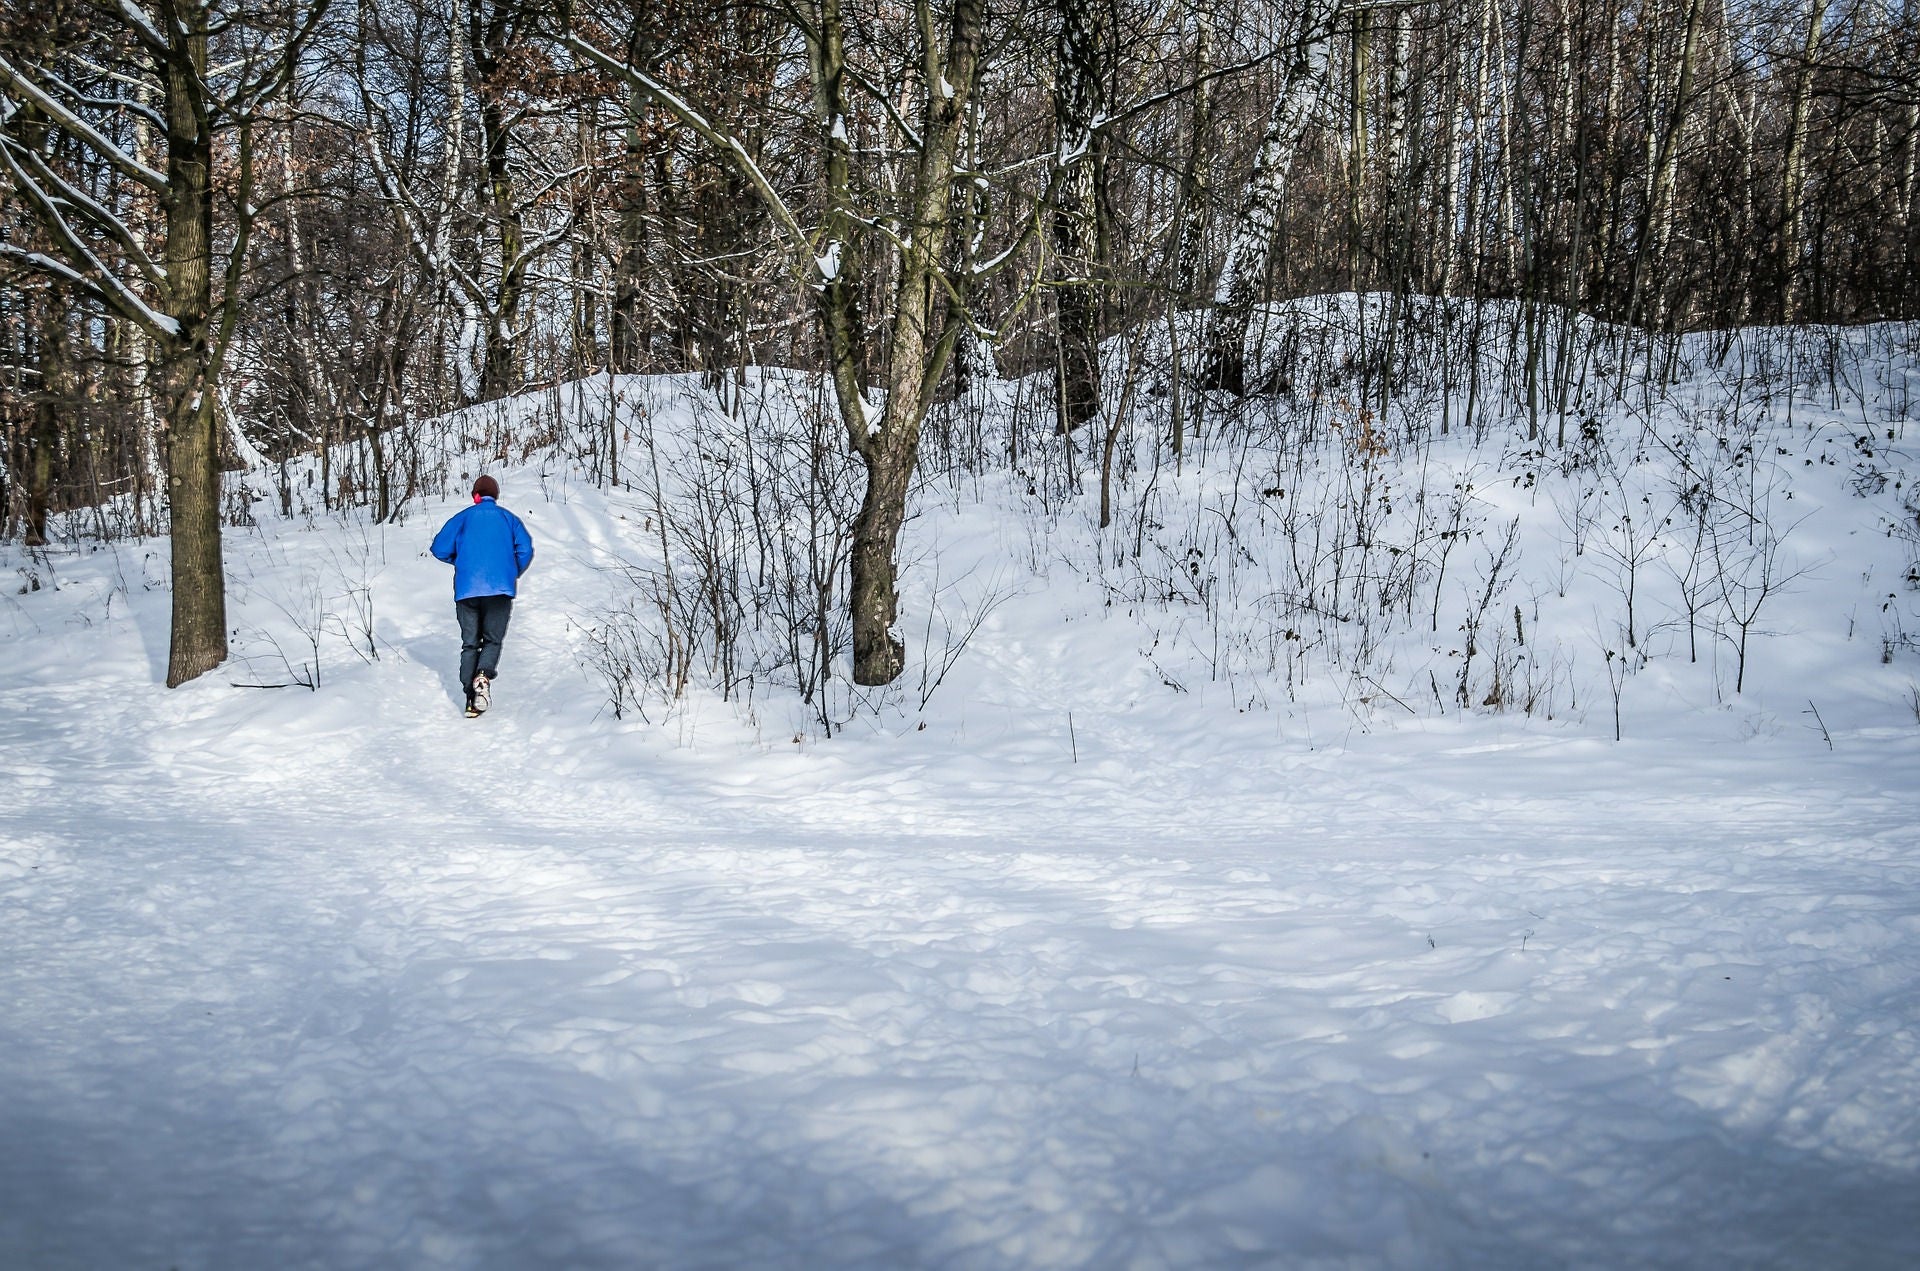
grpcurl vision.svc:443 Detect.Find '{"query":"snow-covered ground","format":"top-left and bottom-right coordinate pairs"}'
top-left (4, 314), bottom-right (1919, 1268)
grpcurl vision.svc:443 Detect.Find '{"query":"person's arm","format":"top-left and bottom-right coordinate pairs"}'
top-left (513, 516), bottom-right (534, 575)
top-left (430, 511), bottom-right (463, 563)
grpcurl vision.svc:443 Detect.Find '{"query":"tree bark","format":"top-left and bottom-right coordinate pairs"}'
top-left (1625, 0), bottom-right (1705, 333)
top-left (1202, 0), bottom-right (1340, 396)
top-left (850, 0), bottom-right (983, 683)
top-left (611, 68), bottom-right (653, 373)
top-left (1778, 0), bottom-right (1829, 323)
top-left (783, 0), bottom-right (987, 685)
top-left (473, 0), bottom-right (528, 399)
top-left (1051, 0), bottom-right (1105, 432)
top-left (24, 294), bottom-right (67, 546)
top-left (158, 0), bottom-right (227, 686)
top-left (1173, 8), bottom-right (1215, 298)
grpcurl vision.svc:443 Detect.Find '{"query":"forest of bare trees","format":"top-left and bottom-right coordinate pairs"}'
top-left (4, 0), bottom-right (1917, 686)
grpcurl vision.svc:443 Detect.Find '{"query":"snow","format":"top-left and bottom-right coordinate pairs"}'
top-left (113, 0), bottom-right (169, 51)
top-left (3, 312), bottom-right (1919, 1269)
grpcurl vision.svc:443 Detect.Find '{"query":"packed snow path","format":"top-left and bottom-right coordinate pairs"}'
top-left (4, 585), bottom-right (1917, 1268)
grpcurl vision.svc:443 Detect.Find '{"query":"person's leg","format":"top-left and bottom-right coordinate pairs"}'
top-left (456, 599), bottom-right (484, 701)
top-left (475, 595), bottom-right (514, 680)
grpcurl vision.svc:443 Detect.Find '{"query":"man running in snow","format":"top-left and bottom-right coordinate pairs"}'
top-left (431, 474), bottom-right (535, 716)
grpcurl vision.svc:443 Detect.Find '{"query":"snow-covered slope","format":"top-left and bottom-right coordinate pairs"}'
top-left (3, 311), bottom-right (1918, 1268)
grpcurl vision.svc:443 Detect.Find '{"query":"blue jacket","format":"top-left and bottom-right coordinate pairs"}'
top-left (431, 497), bottom-right (534, 600)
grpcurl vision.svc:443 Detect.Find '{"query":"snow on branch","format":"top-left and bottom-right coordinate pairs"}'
top-left (0, 241), bottom-right (180, 340)
top-left (0, 137), bottom-right (183, 337)
top-left (512, 215), bottom-right (587, 278)
top-left (357, 125), bottom-right (487, 309)
top-left (7, 140), bottom-right (169, 293)
top-left (103, 0), bottom-right (170, 54)
top-left (207, 2), bottom-right (335, 119)
top-left (815, 240), bottom-right (843, 283)
top-left (0, 53), bottom-right (169, 193)
top-left (836, 62), bottom-right (924, 152)
top-left (35, 61), bottom-right (166, 132)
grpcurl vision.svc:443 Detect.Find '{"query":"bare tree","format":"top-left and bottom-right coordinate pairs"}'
top-left (566, 0), bottom-right (992, 685)
top-left (1052, 0), bottom-right (1106, 432)
top-left (1778, 0), bottom-right (1830, 323)
top-left (2, 0), bottom-right (330, 684)
top-left (1203, 0), bottom-right (1341, 396)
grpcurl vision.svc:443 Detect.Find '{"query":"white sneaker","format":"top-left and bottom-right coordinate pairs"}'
top-left (472, 674), bottom-right (491, 713)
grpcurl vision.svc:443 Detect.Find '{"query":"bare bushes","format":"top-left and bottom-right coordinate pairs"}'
top-left (225, 523), bottom-right (389, 691)
top-left (212, 296), bottom-right (1908, 741)
top-left (1047, 299), bottom-right (1539, 722)
top-left (1015, 300), bottom-right (1920, 736)
top-left (569, 375), bottom-right (861, 734)
top-left (575, 373), bottom-right (1026, 735)
top-left (1068, 392), bottom-right (1491, 719)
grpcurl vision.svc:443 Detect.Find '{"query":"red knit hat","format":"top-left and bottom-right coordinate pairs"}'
top-left (472, 474), bottom-right (499, 500)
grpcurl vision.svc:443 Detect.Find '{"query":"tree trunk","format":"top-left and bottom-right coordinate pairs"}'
top-left (24, 294), bottom-right (67, 546)
top-left (847, 442), bottom-right (911, 684)
top-left (1625, 0), bottom-right (1705, 333)
top-left (1347, 5), bottom-right (1369, 297)
top-left (950, 91), bottom-right (995, 398)
top-left (1051, 0), bottom-right (1105, 432)
top-left (611, 73), bottom-right (652, 373)
top-left (825, 0), bottom-right (984, 685)
top-left (160, 0), bottom-right (226, 687)
top-left (474, 2), bottom-right (527, 399)
top-left (1173, 9), bottom-right (1216, 298)
top-left (1778, 0), bottom-right (1829, 323)
top-left (1203, 0), bottom-right (1340, 395)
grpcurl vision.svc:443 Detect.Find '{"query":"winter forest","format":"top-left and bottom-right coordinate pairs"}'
top-left (4, 0), bottom-right (1917, 696)
top-left (5, 1), bottom-right (1920, 1268)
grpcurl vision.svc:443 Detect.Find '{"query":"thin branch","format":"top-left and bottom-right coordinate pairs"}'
top-left (217, 0), bottom-right (336, 119)
top-left (837, 60), bottom-right (923, 153)
top-left (80, 0), bottom-right (169, 56)
top-left (560, 29), bottom-right (810, 262)
top-left (37, 61), bottom-right (167, 131)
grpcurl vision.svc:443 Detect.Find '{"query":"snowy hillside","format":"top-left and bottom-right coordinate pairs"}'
top-left (3, 307), bottom-right (1918, 1268)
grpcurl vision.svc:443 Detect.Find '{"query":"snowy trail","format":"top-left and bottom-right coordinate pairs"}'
top-left (6, 660), bottom-right (1918, 1268)
top-left (7, 368), bottom-right (1920, 1268)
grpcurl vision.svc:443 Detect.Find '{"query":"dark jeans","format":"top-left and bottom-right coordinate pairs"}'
top-left (457, 594), bottom-right (514, 695)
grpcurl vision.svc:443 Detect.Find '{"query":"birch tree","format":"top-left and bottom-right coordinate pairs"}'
top-left (1172, 4), bottom-right (1215, 298)
top-left (357, 0), bottom-right (579, 404)
top-left (1202, 0), bottom-right (1341, 396)
top-left (1777, 0), bottom-right (1829, 323)
top-left (1625, 0), bottom-right (1707, 334)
